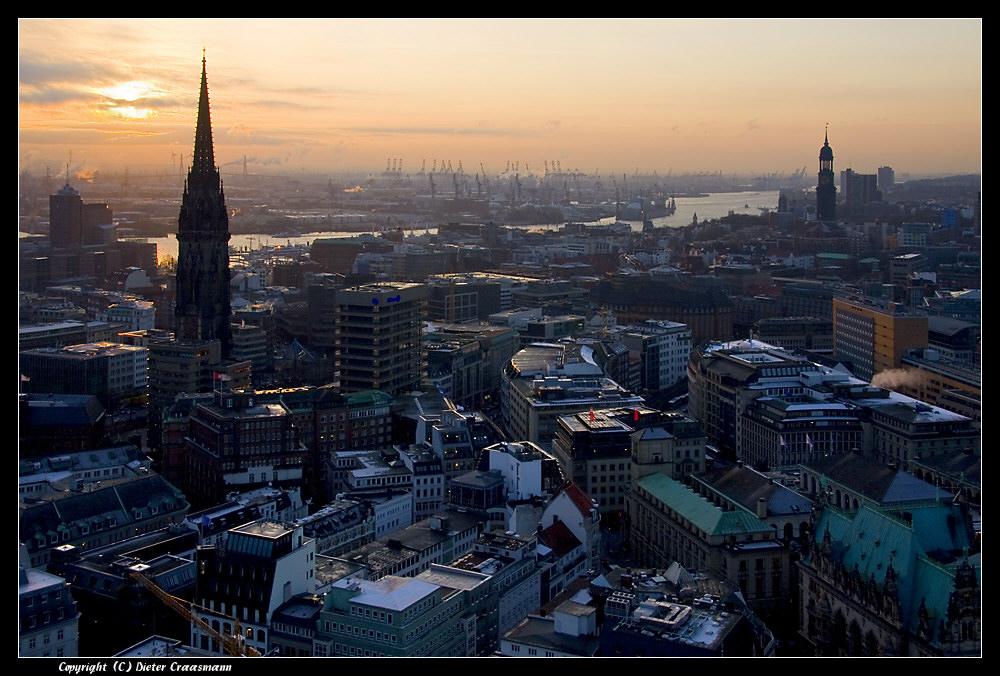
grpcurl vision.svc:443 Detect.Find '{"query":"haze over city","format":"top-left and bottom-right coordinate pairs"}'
top-left (19, 18), bottom-right (982, 181)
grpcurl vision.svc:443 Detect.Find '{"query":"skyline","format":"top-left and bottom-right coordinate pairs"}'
top-left (19, 18), bottom-right (982, 181)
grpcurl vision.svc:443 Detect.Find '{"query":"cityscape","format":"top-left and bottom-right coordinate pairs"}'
top-left (19, 19), bottom-right (980, 663)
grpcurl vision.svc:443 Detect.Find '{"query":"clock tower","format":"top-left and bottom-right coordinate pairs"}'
top-left (816, 126), bottom-right (837, 221)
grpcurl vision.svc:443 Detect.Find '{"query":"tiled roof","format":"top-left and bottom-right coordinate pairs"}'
top-left (696, 463), bottom-right (812, 516)
top-left (806, 453), bottom-right (940, 503)
top-left (538, 519), bottom-right (581, 557)
top-left (552, 480), bottom-right (596, 517)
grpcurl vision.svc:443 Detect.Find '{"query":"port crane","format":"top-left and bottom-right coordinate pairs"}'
top-left (129, 566), bottom-right (261, 657)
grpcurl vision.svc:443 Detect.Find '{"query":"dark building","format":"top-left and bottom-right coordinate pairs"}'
top-left (817, 128), bottom-right (837, 221)
top-left (335, 283), bottom-right (428, 396)
top-left (591, 274), bottom-right (733, 346)
top-left (49, 184), bottom-right (84, 249)
top-left (181, 387), bottom-right (308, 510)
top-left (19, 393), bottom-right (106, 458)
top-left (841, 168), bottom-right (882, 219)
top-left (174, 56), bottom-right (233, 358)
top-left (46, 528), bottom-right (200, 657)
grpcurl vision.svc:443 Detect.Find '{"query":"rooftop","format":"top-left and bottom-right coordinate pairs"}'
top-left (335, 575), bottom-right (438, 611)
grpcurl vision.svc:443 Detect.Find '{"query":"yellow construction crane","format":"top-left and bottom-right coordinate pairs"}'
top-left (129, 567), bottom-right (261, 657)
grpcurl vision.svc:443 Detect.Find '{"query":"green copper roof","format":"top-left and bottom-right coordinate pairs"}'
top-left (635, 473), bottom-right (773, 537)
top-left (812, 503), bottom-right (980, 638)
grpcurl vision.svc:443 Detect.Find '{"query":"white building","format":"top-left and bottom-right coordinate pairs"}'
top-left (191, 521), bottom-right (317, 656)
top-left (101, 299), bottom-right (156, 331)
top-left (619, 319), bottom-right (692, 392)
top-left (499, 599), bottom-right (600, 657)
top-left (19, 557), bottom-right (80, 658)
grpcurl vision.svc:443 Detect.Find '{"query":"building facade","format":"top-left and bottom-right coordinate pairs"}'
top-left (182, 387), bottom-right (308, 510)
top-left (335, 283), bottom-right (428, 395)
top-left (19, 564), bottom-right (80, 658)
top-left (192, 521), bottom-right (317, 657)
top-left (798, 502), bottom-right (980, 656)
top-left (832, 297), bottom-right (928, 382)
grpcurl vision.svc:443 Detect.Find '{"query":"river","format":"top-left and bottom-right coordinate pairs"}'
top-left (146, 190), bottom-right (779, 261)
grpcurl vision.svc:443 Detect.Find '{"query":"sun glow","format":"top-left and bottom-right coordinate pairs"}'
top-left (93, 81), bottom-right (165, 119)
top-left (107, 105), bottom-right (155, 120)
top-left (96, 81), bottom-right (161, 102)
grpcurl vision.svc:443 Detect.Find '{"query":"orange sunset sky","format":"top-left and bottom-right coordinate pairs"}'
top-left (18, 18), bottom-right (982, 180)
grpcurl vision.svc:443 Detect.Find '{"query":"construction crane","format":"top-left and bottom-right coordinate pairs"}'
top-left (129, 566), bottom-right (261, 657)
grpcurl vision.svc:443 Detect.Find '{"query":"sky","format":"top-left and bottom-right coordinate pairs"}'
top-left (18, 18), bottom-right (982, 180)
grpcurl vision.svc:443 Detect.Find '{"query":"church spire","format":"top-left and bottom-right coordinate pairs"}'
top-left (175, 53), bottom-right (232, 358)
top-left (191, 50), bottom-right (217, 178)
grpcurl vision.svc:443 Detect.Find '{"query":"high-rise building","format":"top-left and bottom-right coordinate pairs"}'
top-left (840, 168), bottom-right (882, 218)
top-left (48, 184), bottom-right (84, 249)
top-left (174, 55), bottom-right (232, 358)
top-left (831, 297), bottom-right (928, 382)
top-left (878, 165), bottom-right (895, 193)
top-left (816, 127), bottom-right (837, 221)
top-left (335, 283), bottom-right (428, 395)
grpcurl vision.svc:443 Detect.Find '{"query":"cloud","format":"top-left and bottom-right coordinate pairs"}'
top-left (226, 124), bottom-right (255, 137)
top-left (18, 56), bottom-right (118, 87)
top-left (341, 125), bottom-right (526, 138)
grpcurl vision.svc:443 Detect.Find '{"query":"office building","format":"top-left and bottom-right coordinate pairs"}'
top-left (550, 410), bottom-right (635, 515)
top-left (501, 342), bottom-right (643, 450)
top-left (335, 282), bottom-right (428, 395)
top-left (19, 341), bottom-right (148, 407)
top-left (48, 183), bottom-right (84, 249)
top-left (314, 574), bottom-right (472, 657)
top-left (628, 411), bottom-right (709, 482)
top-left (832, 296), bottom-right (928, 382)
top-left (618, 319), bottom-right (692, 392)
top-left (840, 168), bottom-right (881, 218)
top-left (627, 472), bottom-right (790, 608)
top-left (181, 387), bottom-right (308, 510)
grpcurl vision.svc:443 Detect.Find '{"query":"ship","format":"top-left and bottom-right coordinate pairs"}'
top-left (616, 195), bottom-right (676, 221)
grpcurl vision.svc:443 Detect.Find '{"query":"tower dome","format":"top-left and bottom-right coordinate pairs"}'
top-left (819, 129), bottom-right (834, 161)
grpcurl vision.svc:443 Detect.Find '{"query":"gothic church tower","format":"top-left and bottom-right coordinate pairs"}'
top-left (175, 54), bottom-right (232, 357)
